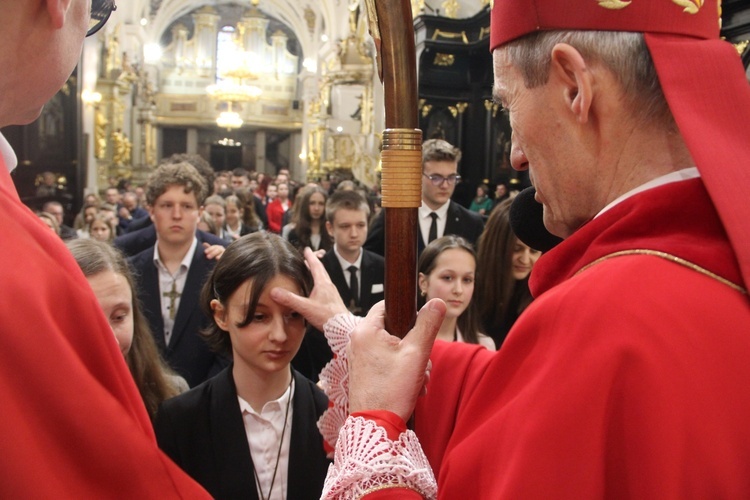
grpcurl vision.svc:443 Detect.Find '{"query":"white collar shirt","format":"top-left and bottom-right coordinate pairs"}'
top-left (0, 133), bottom-right (18, 173)
top-left (596, 167), bottom-right (700, 218)
top-left (333, 244), bottom-right (363, 296)
top-left (419, 200), bottom-right (450, 244)
top-left (238, 379), bottom-right (295, 500)
top-left (153, 237), bottom-right (198, 345)
top-left (225, 222), bottom-right (242, 239)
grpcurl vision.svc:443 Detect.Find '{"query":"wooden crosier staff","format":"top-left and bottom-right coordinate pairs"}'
top-left (364, 0), bottom-right (421, 339)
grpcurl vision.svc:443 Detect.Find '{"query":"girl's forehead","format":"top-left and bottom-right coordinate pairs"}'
top-left (227, 274), bottom-right (303, 304)
top-left (437, 247), bottom-right (474, 261)
top-left (432, 249), bottom-right (476, 269)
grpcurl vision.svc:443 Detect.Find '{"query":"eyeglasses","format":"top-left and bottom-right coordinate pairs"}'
top-left (87, 0), bottom-right (117, 37)
top-left (423, 173), bottom-right (461, 186)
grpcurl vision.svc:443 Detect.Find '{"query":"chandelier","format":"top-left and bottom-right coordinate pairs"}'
top-left (207, 38), bottom-right (263, 129)
top-left (206, 80), bottom-right (262, 102)
top-left (216, 102), bottom-right (243, 130)
top-left (207, 43), bottom-right (263, 101)
top-left (206, 4), bottom-right (299, 130)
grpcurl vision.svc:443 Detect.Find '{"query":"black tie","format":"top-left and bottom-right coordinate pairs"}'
top-left (428, 212), bottom-right (439, 243)
top-left (348, 265), bottom-right (359, 306)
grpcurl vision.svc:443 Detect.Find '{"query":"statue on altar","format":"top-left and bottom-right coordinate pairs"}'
top-left (111, 129), bottom-right (132, 165)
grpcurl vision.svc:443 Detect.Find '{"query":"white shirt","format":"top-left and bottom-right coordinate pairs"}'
top-left (333, 244), bottom-right (363, 297)
top-left (309, 233), bottom-right (322, 251)
top-left (596, 167), bottom-right (700, 218)
top-left (153, 237), bottom-right (198, 345)
top-left (455, 327), bottom-right (497, 351)
top-left (0, 133), bottom-right (18, 173)
top-left (419, 200), bottom-right (450, 244)
top-left (238, 380), bottom-right (295, 500)
top-left (225, 222), bottom-right (242, 240)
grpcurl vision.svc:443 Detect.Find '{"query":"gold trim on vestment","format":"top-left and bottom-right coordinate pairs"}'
top-left (575, 249), bottom-right (747, 295)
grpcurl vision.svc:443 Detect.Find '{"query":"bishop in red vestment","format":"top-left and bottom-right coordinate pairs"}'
top-left (415, 178), bottom-right (750, 497)
top-left (270, 0), bottom-right (750, 498)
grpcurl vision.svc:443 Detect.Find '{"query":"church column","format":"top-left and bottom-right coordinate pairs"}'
top-left (186, 127), bottom-right (199, 154)
top-left (290, 131), bottom-right (304, 182)
top-left (255, 130), bottom-right (267, 174)
top-left (81, 37), bottom-right (101, 195)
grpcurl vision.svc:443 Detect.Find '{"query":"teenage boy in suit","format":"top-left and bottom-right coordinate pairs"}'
top-left (292, 190), bottom-right (384, 382)
top-left (321, 190), bottom-right (385, 315)
top-left (364, 138), bottom-right (485, 256)
top-left (130, 162), bottom-right (228, 387)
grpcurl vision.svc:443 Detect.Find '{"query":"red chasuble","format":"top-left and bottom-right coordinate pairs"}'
top-left (0, 161), bottom-right (209, 497)
top-left (414, 178), bottom-right (750, 498)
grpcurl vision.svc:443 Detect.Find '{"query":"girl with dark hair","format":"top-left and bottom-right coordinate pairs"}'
top-left (475, 198), bottom-right (541, 348)
top-left (154, 233), bottom-right (330, 500)
top-left (66, 239), bottom-right (187, 420)
top-left (287, 185), bottom-right (332, 255)
top-left (418, 235), bottom-right (496, 350)
top-left (233, 188), bottom-right (262, 233)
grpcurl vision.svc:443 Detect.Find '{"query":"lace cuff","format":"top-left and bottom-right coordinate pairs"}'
top-left (322, 416), bottom-right (437, 500)
top-left (317, 312), bottom-right (361, 453)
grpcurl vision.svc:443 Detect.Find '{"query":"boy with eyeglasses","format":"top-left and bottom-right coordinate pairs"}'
top-left (0, 0), bottom-right (209, 496)
top-left (365, 138), bottom-right (485, 256)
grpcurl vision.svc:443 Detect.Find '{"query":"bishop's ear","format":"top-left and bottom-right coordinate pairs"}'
top-left (550, 43), bottom-right (593, 124)
top-left (45, 0), bottom-right (74, 30)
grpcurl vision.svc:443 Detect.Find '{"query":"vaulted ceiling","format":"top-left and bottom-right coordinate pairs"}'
top-left (114, 0), bottom-right (338, 64)
top-left (109, 0), bottom-right (489, 65)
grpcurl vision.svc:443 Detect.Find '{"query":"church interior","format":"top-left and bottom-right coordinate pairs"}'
top-left (3, 0), bottom-right (749, 218)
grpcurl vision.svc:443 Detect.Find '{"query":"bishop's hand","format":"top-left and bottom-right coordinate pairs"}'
top-left (270, 247), bottom-right (349, 331)
top-left (348, 299), bottom-right (445, 422)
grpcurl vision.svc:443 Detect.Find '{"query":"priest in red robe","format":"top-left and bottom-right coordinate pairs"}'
top-left (272, 0), bottom-right (750, 498)
top-left (0, 1), bottom-right (208, 496)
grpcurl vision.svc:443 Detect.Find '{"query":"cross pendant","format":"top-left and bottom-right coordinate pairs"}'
top-left (163, 281), bottom-right (181, 320)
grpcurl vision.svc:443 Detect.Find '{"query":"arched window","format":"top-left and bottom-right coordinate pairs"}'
top-left (216, 25), bottom-right (236, 82)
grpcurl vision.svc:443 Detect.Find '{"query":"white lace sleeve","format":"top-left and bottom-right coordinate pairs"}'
top-left (317, 312), bottom-right (361, 452)
top-left (322, 416), bottom-right (437, 500)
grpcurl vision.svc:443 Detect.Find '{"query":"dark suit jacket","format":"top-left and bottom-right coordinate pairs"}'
top-left (115, 222), bottom-right (227, 257)
top-left (59, 224), bottom-right (78, 241)
top-left (253, 195), bottom-right (267, 228)
top-left (154, 366), bottom-right (330, 500)
top-left (118, 208), bottom-right (149, 233)
top-left (129, 233), bottom-right (227, 387)
top-left (320, 249), bottom-right (384, 314)
top-left (123, 211), bottom-right (152, 233)
top-left (364, 200), bottom-right (485, 256)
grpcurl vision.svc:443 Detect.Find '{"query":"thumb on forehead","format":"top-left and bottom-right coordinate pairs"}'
top-left (269, 286), bottom-right (299, 308)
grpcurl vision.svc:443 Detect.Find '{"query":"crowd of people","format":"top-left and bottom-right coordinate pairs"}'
top-left (22, 116), bottom-right (533, 495)
top-left (26, 132), bottom-right (532, 497)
